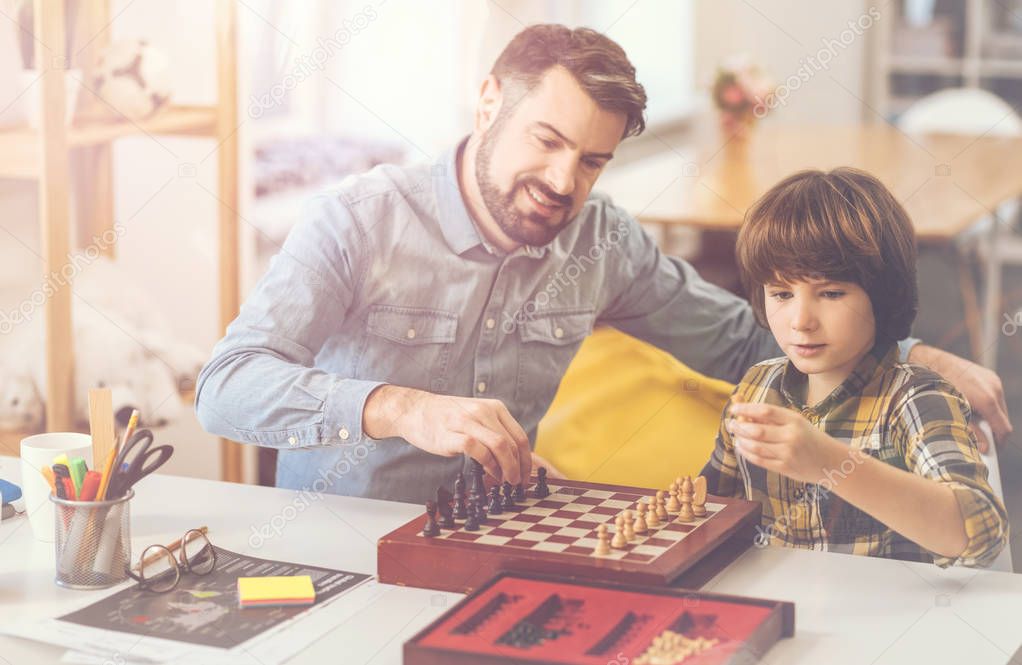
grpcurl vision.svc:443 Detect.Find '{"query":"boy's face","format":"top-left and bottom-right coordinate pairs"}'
top-left (764, 277), bottom-right (877, 380)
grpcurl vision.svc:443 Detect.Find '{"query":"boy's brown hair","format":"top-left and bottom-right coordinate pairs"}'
top-left (737, 167), bottom-right (918, 343)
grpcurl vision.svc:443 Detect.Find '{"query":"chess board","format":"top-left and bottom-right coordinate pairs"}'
top-left (378, 478), bottom-right (761, 594)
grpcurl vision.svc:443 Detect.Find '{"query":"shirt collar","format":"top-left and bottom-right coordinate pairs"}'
top-left (780, 339), bottom-right (898, 414)
top-left (433, 137), bottom-right (549, 260)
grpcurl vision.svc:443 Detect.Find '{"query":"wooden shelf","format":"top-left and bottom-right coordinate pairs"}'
top-left (0, 388), bottom-right (196, 454)
top-left (0, 105), bottom-right (218, 179)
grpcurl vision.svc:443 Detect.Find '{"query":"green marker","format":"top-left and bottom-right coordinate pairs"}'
top-left (69, 457), bottom-right (88, 496)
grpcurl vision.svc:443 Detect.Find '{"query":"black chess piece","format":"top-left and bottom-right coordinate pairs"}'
top-left (437, 487), bottom-right (455, 528)
top-left (468, 458), bottom-right (485, 496)
top-left (454, 474), bottom-right (468, 519)
top-left (502, 481), bottom-right (516, 509)
top-left (534, 467), bottom-right (550, 498)
top-left (464, 502), bottom-right (480, 531)
top-left (514, 482), bottom-right (526, 502)
top-left (488, 486), bottom-right (504, 515)
top-left (422, 500), bottom-right (440, 537)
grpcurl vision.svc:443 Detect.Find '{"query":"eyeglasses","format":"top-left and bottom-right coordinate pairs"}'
top-left (125, 528), bottom-right (217, 593)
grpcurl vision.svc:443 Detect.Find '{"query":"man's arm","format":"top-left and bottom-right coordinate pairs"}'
top-left (908, 344), bottom-right (1013, 451)
top-left (195, 194), bottom-right (531, 483)
top-left (194, 193), bottom-right (383, 449)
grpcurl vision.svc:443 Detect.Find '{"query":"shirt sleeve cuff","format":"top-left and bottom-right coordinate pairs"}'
top-left (319, 378), bottom-right (387, 448)
top-left (898, 337), bottom-right (923, 363)
top-left (931, 483), bottom-right (1009, 568)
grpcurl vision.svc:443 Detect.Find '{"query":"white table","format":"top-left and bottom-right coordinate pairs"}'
top-left (1, 456), bottom-right (1020, 665)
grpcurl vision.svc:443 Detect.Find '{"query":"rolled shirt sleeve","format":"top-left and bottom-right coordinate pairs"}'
top-left (893, 379), bottom-right (1009, 568)
top-left (195, 193), bottom-right (384, 449)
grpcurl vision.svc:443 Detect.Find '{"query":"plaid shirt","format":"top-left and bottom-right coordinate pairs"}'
top-left (701, 340), bottom-right (1008, 568)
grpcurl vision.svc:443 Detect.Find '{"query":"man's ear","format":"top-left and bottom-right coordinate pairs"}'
top-left (475, 74), bottom-right (503, 133)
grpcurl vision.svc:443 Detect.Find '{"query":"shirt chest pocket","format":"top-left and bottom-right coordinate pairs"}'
top-left (514, 308), bottom-right (594, 405)
top-left (359, 305), bottom-right (458, 392)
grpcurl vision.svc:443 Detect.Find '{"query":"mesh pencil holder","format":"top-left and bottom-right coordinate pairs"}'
top-left (50, 490), bottom-right (134, 589)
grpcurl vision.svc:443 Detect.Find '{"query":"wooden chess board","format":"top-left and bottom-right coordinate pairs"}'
top-left (378, 478), bottom-right (761, 594)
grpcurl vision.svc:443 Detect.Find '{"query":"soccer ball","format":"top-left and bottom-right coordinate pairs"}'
top-left (92, 40), bottom-right (172, 120)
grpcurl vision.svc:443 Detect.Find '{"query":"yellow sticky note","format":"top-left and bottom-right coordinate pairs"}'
top-left (237, 575), bottom-right (315, 607)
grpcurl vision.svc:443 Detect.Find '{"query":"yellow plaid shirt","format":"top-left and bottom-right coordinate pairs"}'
top-left (701, 340), bottom-right (1008, 568)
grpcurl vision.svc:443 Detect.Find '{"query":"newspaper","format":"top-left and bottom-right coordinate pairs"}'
top-left (2, 546), bottom-right (379, 664)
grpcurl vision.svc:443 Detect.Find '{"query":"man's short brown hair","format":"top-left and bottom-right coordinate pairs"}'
top-left (491, 24), bottom-right (647, 139)
top-left (737, 167), bottom-right (918, 343)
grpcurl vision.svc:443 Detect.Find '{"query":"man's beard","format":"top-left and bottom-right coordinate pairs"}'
top-left (475, 125), bottom-right (574, 248)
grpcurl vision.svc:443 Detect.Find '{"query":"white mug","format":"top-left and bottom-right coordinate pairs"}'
top-left (20, 433), bottom-right (92, 542)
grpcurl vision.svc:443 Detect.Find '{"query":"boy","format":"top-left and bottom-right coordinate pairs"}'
top-left (702, 167), bottom-right (1008, 567)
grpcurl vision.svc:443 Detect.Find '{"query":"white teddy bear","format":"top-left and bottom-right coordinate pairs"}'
top-left (0, 254), bottom-right (205, 430)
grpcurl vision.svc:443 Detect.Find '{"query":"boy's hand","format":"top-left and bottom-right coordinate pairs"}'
top-left (727, 402), bottom-right (846, 484)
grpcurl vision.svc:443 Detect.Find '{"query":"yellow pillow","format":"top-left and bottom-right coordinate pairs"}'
top-left (536, 327), bottom-right (734, 490)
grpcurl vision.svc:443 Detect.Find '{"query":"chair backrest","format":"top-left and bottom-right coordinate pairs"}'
top-left (898, 88), bottom-right (1022, 136)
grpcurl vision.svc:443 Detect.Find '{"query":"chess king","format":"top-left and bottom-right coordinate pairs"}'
top-left (196, 25), bottom-right (1011, 504)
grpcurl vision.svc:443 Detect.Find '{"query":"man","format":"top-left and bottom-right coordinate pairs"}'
top-left (195, 25), bottom-right (1011, 504)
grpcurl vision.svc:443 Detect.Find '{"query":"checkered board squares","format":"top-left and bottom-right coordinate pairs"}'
top-left (420, 483), bottom-right (725, 564)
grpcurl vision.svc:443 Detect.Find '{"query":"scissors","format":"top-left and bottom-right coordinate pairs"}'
top-left (108, 429), bottom-right (174, 499)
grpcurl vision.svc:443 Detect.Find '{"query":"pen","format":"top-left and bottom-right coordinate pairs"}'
top-left (61, 477), bottom-right (77, 501)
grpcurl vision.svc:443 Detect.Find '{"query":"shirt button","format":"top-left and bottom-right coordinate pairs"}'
top-left (288, 436), bottom-right (297, 447)
top-left (406, 328), bottom-right (416, 340)
top-left (338, 428), bottom-right (350, 440)
top-left (477, 381), bottom-right (487, 393)
top-left (485, 318), bottom-right (496, 330)
top-left (554, 327), bottom-right (564, 339)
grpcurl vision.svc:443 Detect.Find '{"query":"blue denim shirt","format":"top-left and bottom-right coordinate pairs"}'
top-left (195, 138), bottom-right (916, 504)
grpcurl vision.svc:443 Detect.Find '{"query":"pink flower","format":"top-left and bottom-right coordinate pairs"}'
top-left (721, 84), bottom-right (745, 107)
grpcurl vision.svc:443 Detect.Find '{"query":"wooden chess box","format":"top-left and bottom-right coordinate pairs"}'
top-left (403, 571), bottom-right (795, 665)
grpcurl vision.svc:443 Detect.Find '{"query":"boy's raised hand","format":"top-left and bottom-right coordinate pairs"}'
top-left (728, 402), bottom-right (848, 484)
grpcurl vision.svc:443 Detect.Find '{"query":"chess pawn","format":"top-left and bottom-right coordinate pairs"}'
top-left (666, 482), bottom-right (681, 513)
top-left (611, 517), bottom-right (627, 549)
top-left (644, 498), bottom-right (660, 527)
top-left (464, 502), bottom-right (481, 531)
top-left (622, 510), bottom-right (635, 542)
top-left (655, 491), bottom-right (668, 521)
top-left (488, 486), bottom-right (504, 515)
top-left (453, 474), bottom-right (467, 519)
top-left (594, 524), bottom-right (611, 556)
top-left (422, 500), bottom-right (440, 537)
top-left (633, 503), bottom-right (648, 534)
top-left (677, 477), bottom-right (695, 522)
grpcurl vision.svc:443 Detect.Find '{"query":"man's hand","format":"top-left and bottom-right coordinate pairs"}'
top-left (727, 402), bottom-right (847, 484)
top-left (908, 344), bottom-right (1013, 453)
top-left (362, 385), bottom-right (532, 485)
